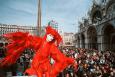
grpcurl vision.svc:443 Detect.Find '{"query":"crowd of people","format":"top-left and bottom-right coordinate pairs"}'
top-left (60, 48), bottom-right (115, 77)
top-left (0, 47), bottom-right (115, 77)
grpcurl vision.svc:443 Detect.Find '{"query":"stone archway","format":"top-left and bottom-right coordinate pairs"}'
top-left (87, 26), bottom-right (97, 49)
top-left (106, 0), bottom-right (115, 15)
top-left (92, 10), bottom-right (102, 23)
top-left (102, 24), bottom-right (115, 51)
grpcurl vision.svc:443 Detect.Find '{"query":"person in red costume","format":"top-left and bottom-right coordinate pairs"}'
top-left (0, 26), bottom-right (77, 77)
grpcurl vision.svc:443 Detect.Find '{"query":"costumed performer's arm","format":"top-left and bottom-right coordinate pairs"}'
top-left (0, 32), bottom-right (42, 67)
top-left (50, 44), bottom-right (77, 77)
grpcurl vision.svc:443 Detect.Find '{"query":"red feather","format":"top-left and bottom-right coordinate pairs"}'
top-left (0, 32), bottom-right (41, 67)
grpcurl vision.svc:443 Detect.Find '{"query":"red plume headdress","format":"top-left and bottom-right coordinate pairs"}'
top-left (46, 26), bottom-right (62, 46)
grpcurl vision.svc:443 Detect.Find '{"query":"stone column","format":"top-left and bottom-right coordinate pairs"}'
top-left (77, 40), bottom-right (80, 48)
top-left (37, 0), bottom-right (42, 36)
top-left (97, 35), bottom-right (102, 51)
top-left (99, 35), bottom-right (105, 51)
top-left (85, 36), bottom-right (89, 49)
top-left (80, 39), bottom-right (82, 48)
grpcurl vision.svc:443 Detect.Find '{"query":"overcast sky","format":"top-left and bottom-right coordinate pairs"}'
top-left (0, 0), bottom-right (92, 33)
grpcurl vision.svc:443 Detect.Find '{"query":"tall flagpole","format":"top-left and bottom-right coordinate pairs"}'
top-left (37, 0), bottom-right (41, 36)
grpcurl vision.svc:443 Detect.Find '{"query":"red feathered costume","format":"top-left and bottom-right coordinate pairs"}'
top-left (0, 26), bottom-right (77, 77)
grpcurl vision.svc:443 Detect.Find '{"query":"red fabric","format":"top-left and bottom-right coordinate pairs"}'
top-left (0, 32), bottom-right (42, 66)
top-left (50, 44), bottom-right (75, 77)
top-left (0, 26), bottom-right (77, 77)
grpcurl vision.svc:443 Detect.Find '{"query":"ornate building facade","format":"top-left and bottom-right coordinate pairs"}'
top-left (75, 0), bottom-right (115, 51)
top-left (0, 23), bottom-right (38, 36)
top-left (62, 32), bottom-right (75, 48)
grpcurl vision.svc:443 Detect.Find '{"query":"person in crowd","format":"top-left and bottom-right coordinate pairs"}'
top-left (60, 47), bottom-right (115, 77)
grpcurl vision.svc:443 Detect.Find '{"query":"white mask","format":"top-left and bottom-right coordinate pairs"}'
top-left (46, 34), bottom-right (54, 42)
